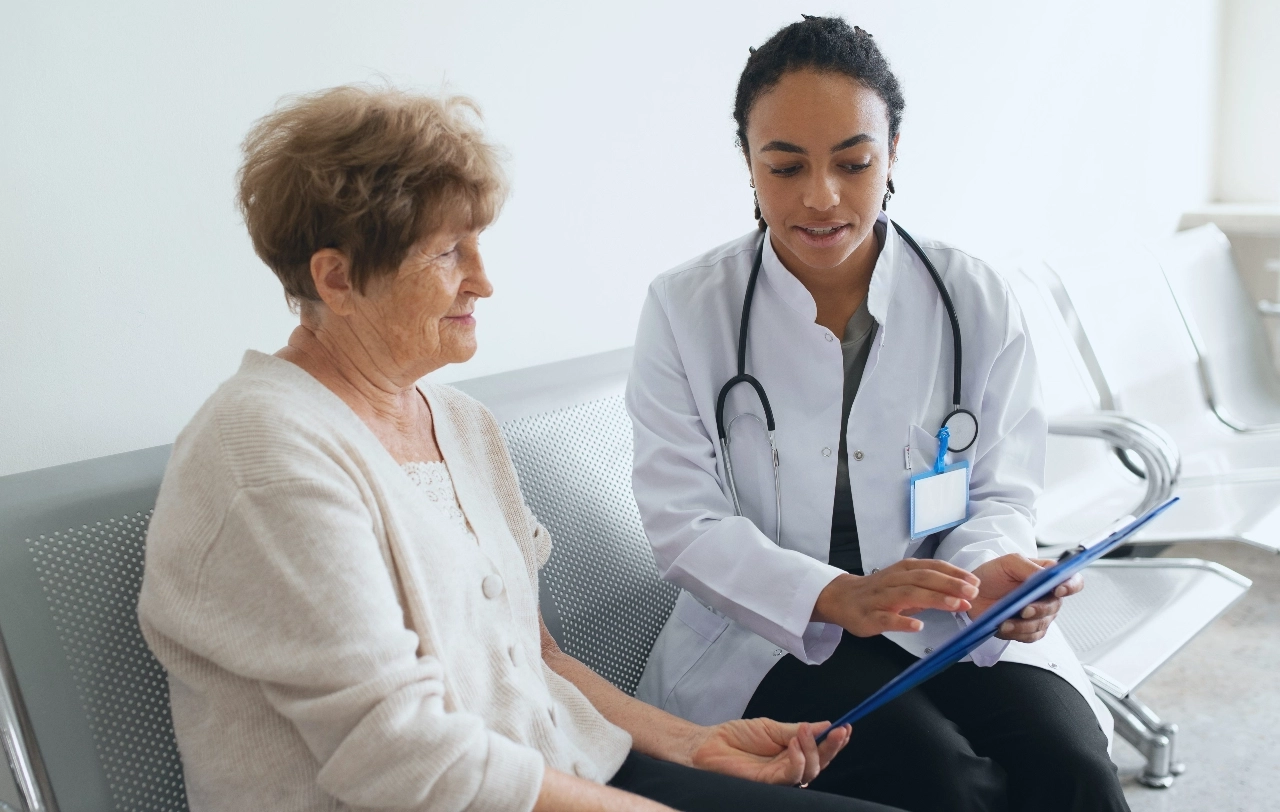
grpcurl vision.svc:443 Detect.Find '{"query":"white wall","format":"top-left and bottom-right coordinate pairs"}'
top-left (0, 0), bottom-right (1218, 477)
top-left (1215, 0), bottom-right (1280, 202)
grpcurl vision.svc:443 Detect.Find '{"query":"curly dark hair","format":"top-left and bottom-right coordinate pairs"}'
top-left (734, 15), bottom-right (906, 170)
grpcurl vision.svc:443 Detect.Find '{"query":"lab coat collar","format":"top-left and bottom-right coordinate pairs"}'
top-left (758, 212), bottom-right (904, 332)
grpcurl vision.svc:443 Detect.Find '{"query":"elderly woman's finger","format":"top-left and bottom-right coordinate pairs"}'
top-left (793, 722), bottom-right (821, 786)
top-left (816, 724), bottom-right (851, 769)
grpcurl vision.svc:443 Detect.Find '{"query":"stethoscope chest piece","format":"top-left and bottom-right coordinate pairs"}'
top-left (941, 408), bottom-right (978, 453)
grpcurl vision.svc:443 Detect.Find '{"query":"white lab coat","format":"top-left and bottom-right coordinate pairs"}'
top-left (626, 215), bottom-right (1111, 741)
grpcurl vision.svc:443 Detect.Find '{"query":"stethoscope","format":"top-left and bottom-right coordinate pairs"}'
top-left (713, 222), bottom-right (979, 540)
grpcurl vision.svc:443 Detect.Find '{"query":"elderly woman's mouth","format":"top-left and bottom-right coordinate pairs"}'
top-left (444, 313), bottom-right (475, 325)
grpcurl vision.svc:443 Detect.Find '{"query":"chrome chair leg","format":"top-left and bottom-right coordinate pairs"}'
top-left (1097, 689), bottom-right (1184, 788)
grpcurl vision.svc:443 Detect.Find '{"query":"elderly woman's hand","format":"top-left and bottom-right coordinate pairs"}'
top-left (686, 718), bottom-right (851, 786)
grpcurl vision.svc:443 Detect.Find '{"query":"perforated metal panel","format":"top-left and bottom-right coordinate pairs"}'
top-left (1056, 566), bottom-right (1196, 658)
top-left (25, 512), bottom-right (188, 812)
top-left (501, 395), bottom-right (678, 696)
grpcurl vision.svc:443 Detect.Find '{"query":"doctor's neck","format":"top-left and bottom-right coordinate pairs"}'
top-left (770, 217), bottom-right (883, 336)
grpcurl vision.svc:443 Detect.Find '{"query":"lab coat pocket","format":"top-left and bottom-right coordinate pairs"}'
top-left (908, 424), bottom-right (939, 474)
top-left (673, 590), bottom-right (730, 644)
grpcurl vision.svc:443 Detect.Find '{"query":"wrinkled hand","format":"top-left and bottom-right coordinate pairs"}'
top-left (688, 718), bottom-right (852, 786)
top-left (813, 559), bottom-right (980, 636)
top-left (968, 554), bottom-right (1084, 643)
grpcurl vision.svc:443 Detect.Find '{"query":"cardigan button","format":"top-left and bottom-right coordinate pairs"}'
top-left (548, 705), bottom-right (558, 726)
top-left (481, 575), bottom-right (504, 599)
top-left (508, 643), bottom-right (521, 666)
top-left (573, 761), bottom-right (590, 778)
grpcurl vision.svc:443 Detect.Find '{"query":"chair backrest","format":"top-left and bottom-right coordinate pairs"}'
top-left (992, 263), bottom-right (1146, 542)
top-left (1040, 243), bottom-right (1206, 433)
top-left (997, 261), bottom-right (1103, 418)
top-left (1151, 223), bottom-right (1280, 428)
top-left (455, 347), bottom-right (678, 696)
top-left (0, 446), bottom-right (184, 812)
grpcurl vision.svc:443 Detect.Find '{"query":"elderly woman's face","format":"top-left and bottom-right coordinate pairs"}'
top-left (357, 222), bottom-right (493, 374)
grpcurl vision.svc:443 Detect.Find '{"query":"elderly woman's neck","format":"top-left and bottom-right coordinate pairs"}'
top-left (276, 324), bottom-right (442, 461)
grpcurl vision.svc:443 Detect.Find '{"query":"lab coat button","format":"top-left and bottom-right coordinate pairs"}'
top-left (924, 647), bottom-right (934, 655)
top-left (1049, 662), bottom-right (1058, 668)
top-left (773, 648), bottom-right (784, 657)
top-left (822, 447), bottom-right (832, 457)
top-left (824, 333), bottom-right (834, 342)
top-left (482, 574), bottom-right (504, 599)
top-left (871, 568), bottom-right (880, 574)
top-left (853, 450), bottom-right (864, 461)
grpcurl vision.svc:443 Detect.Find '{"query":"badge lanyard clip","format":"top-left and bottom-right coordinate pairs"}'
top-left (933, 425), bottom-right (951, 474)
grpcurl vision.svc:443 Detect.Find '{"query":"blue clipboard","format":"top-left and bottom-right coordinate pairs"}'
top-left (816, 497), bottom-right (1179, 743)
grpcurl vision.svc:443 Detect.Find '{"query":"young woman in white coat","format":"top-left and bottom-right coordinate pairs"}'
top-left (626, 17), bottom-right (1129, 812)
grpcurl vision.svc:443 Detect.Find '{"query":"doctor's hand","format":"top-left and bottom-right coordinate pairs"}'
top-left (687, 718), bottom-right (851, 786)
top-left (967, 554), bottom-right (1084, 643)
top-left (812, 560), bottom-right (980, 637)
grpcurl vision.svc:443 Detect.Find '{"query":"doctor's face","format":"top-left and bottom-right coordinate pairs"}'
top-left (745, 69), bottom-right (896, 275)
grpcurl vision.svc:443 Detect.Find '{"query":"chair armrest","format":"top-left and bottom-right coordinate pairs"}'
top-left (1048, 412), bottom-right (1181, 517)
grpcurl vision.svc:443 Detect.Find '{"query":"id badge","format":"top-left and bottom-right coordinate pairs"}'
top-left (909, 461), bottom-right (970, 539)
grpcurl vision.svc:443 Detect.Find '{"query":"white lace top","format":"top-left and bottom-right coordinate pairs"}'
top-left (401, 461), bottom-right (478, 544)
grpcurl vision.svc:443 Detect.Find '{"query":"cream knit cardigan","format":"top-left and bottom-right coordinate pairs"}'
top-left (138, 351), bottom-right (631, 812)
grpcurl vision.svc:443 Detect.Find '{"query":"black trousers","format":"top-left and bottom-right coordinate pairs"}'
top-left (743, 632), bottom-right (1129, 812)
top-left (608, 750), bottom-right (906, 811)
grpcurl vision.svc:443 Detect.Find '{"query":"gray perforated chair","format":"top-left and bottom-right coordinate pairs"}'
top-left (453, 348), bottom-right (678, 694)
top-left (0, 446), bottom-right (184, 812)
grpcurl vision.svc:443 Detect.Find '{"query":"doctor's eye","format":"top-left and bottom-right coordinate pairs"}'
top-left (767, 164), bottom-right (802, 177)
top-left (840, 162), bottom-right (873, 173)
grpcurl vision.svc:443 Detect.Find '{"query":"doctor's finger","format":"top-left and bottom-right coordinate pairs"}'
top-left (1053, 573), bottom-right (1085, 598)
top-left (997, 616), bottom-right (1054, 642)
top-left (890, 568), bottom-right (981, 599)
top-left (889, 584), bottom-right (974, 613)
top-left (1019, 596), bottom-right (1062, 620)
top-left (896, 558), bottom-right (981, 584)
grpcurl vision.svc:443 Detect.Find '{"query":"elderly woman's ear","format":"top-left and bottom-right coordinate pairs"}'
top-left (308, 248), bottom-right (356, 316)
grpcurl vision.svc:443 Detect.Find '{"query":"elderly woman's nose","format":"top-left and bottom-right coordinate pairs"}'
top-left (465, 257), bottom-right (495, 298)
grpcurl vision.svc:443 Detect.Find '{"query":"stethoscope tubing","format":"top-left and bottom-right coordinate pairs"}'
top-left (713, 223), bottom-right (978, 538)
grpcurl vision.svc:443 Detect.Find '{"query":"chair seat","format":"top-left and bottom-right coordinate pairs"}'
top-left (1056, 558), bottom-right (1251, 698)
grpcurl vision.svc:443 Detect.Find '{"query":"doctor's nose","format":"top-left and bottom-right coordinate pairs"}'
top-left (802, 170), bottom-right (841, 211)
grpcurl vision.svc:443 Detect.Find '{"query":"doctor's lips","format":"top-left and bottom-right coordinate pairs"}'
top-left (793, 222), bottom-right (851, 248)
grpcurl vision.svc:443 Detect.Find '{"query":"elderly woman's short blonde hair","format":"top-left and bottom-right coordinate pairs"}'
top-left (238, 85), bottom-right (507, 305)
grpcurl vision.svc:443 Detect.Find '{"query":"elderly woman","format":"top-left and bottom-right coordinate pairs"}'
top-left (137, 86), bottom-right (905, 812)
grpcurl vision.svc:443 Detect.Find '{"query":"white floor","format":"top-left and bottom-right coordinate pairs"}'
top-left (1118, 541), bottom-right (1280, 812)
